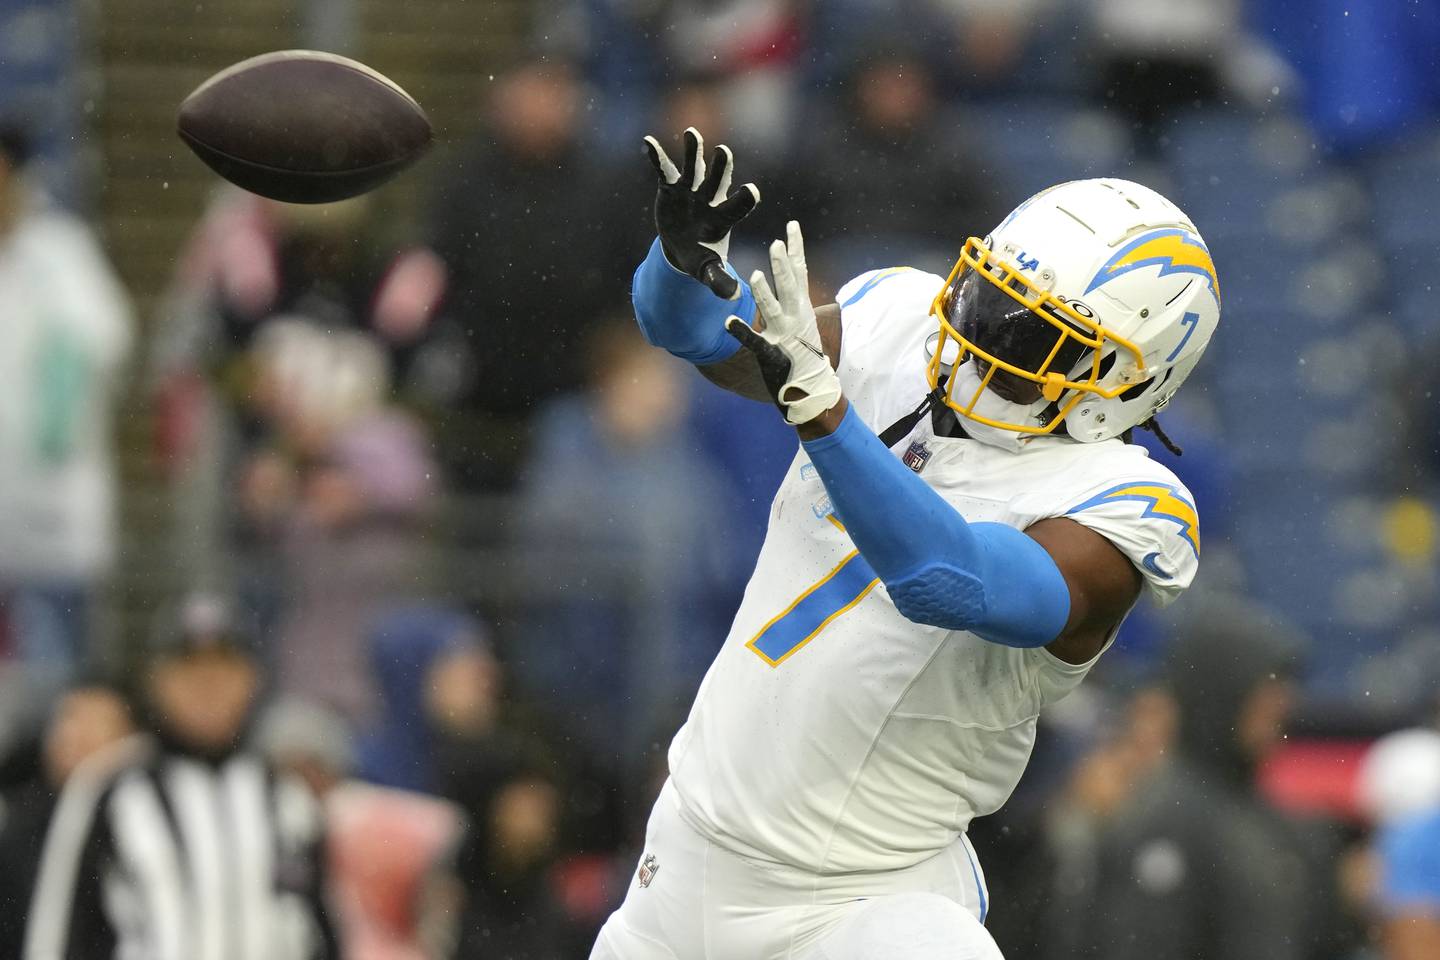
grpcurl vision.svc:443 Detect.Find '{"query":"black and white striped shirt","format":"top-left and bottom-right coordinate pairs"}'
top-left (23, 737), bottom-right (337, 960)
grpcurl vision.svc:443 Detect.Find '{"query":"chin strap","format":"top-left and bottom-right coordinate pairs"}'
top-left (1139, 417), bottom-right (1184, 456)
top-left (877, 386), bottom-right (948, 448)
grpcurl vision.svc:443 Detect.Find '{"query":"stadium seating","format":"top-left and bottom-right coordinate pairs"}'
top-left (963, 99), bottom-right (1138, 199)
top-left (1149, 107), bottom-right (1436, 683)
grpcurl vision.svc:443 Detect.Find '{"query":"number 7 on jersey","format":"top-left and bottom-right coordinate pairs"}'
top-left (746, 550), bottom-right (881, 667)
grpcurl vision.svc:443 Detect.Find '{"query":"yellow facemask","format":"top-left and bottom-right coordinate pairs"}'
top-left (927, 237), bottom-right (1147, 435)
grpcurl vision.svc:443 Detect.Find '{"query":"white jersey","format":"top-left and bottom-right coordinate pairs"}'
top-left (667, 267), bottom-right (1200, 875)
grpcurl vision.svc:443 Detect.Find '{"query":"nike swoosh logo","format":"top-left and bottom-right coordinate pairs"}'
top-left (1142, 552), bottom-right (1174, 580)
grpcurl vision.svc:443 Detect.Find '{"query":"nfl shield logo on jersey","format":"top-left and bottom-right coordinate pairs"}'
top-left (902, 441), bottom-right (932, 474)
top-left (638, 853), bottom-right (660, 888)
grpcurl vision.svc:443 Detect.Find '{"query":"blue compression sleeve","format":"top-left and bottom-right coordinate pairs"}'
top-left (632, 237), bottom-right (754, 364)
top-left (802, 406), bottom-right (1071, 647)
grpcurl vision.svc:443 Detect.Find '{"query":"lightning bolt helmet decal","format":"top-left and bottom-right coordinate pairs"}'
top-left (1085, 228), bottom-right (1221, 305)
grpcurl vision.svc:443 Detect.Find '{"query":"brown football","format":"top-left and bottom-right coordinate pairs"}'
top-left (177, 50), bottom-right (432, 204)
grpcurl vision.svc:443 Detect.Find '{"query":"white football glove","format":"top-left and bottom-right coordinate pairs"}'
top-left (724, 221), bottom-right (842, 425)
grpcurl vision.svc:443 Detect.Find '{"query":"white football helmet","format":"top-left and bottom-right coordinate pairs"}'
top-left (927, 178), bottom-right (1221, 444)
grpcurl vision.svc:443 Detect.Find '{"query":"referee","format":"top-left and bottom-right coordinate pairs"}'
top-left (23, 598), bottom-right (338, 960)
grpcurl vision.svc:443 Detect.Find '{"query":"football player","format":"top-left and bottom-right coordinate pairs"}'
top-left (589, 128), bottom-right (1219, 960)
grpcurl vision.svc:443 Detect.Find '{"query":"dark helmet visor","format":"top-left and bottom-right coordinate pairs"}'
top-left (947, 269), bottom-right (1092, 383)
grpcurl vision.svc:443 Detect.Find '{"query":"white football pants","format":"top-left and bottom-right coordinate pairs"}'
top-left (589, 780), bottom-right (1003, 960)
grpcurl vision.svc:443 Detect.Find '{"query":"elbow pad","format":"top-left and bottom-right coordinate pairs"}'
top-left (888, 564), bottom-right (986, 632)
top-left (885, 527), bottom-right (1070, 647)
top-left (632, 238), bottom-right (753, 364)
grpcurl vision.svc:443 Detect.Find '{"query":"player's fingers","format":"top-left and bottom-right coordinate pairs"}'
top-left (749, 269), bottom-right (785, 331)
top-left (713, 183), bottom-right (760, 224)
top-left (725, 315), bottom-right (775, 357)
top-left (726, 314), bottom-right (781, 360)
top-left (683, 127), bottom-right (706, 192)
top-left (699, 260), bottom-right (739, 300)
top-left (728, 316), bottom-right (794, 401)
top-left (704, 144), bottom-right (734, 206)
top-left (769, 238), bottom-right (800, 314)
top-left (643, 136), bottom-right (680, 184)
top-left (786, 220), bottom-right (809, 289)
top-left (725, 315), bottom-right (764, 351)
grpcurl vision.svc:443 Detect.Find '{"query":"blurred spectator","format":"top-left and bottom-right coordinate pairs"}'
top-left (1359, 728), bottom-right (1440, 830)
top-left (1085, 0), bottom-right (1294, 145)
top-left (0, 681), bottom-right (133, 960)
top-left (425, 617), bottom-right (535, 819)
top-left (453, 761), bottom-right (569, 960)
top-left (258, 698), bottom-right (466, 960)
top-left (241, 323), bottom-right (439, 723)
top-left (811, 0), bottom-right (1064, 94)
top-left (655, 0), bottom-right (803, 155)
top-left (1060, 607), bottom-right (1344, 960)
top-left (329, 782), bottom-right (466, 960)
top-left (928, 0), bottom-right (1063, 90)
top-left (513, 317), bottom-right (741, 777)
top-left (534, 0), bottom-right (665, 157)
top-left (426, 58), bottom-right (646, 491)
top-left (350, 607), bottom-right (601, 956)
top-left (1373, 806), bottom-right (1440, 960)
top-left (792, 38), bottom-right (1007, 279)
top-left (150, 190), bottom-right (445, 599)
top-left (1358, 728), bottom-right (1440, 960)
top-left (979, 682), bottom-right (1178, 958)
top-left (355, 607), bottom-right (501, 794)
top-left (23, 597), bottom-right (337, 958)
top-left (542, 0), bottom-right (802, 159)
top-left (154, 192), bottom-right (444, 420)
top-left (0, 120), bottom-right (133, 710)
top-left (1089, 0), bottom-right (1234, 135)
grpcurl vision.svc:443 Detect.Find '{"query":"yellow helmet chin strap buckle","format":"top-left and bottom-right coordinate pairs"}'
top-left (1041, 372), bottom-right (1066, 402)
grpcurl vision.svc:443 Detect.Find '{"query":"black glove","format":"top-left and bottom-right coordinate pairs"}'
top-left (643, 126), bottom-right (761, 300)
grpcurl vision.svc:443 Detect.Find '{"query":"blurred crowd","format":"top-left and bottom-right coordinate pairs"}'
top-left (1, 0), bottom-right (1439, 958)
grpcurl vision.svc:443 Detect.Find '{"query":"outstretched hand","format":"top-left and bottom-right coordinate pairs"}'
top-left (644, 127), bottom-right (761, 300)
top-left (725, 221), bottom-right (842, 426)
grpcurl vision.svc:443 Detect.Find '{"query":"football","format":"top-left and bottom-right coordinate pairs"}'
top-left (177, 50), bottom-right (432, 204)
